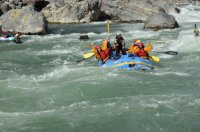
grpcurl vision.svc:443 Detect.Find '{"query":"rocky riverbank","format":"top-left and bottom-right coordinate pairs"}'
top-left (0, 0), bottom-right (199, 34)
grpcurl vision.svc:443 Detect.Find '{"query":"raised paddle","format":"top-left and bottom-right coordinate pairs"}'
top-left (107, 20), bottom-right (110, 36)
top-left (151, 51), bottom-right (178, 55)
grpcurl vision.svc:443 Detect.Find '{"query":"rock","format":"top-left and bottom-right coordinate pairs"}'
top-left (1, 3), bottom-right (11, 13)
top-left (1, 6), bottom-right (48, 34)
top-left (0, 10), bottom-right (3, 16)
top-left (9, 4), bottom-right (16, 9)
top-left (144, 13), bottom-right (179, 30)
top-left (100, 0), bottom-right (170, 22)
top-left (43, 0), bottom-right (107, 23)
top-left (79, 35), bottom-right (89, 40)
top-left (175, 7), bottom-right (180, 13)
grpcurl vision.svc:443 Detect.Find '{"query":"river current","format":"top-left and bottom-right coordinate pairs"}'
top-left (0, 5), bottom-right (200, 132)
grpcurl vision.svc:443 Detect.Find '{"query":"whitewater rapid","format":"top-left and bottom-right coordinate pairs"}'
top-left (0, 5), bottom-right (200, 132)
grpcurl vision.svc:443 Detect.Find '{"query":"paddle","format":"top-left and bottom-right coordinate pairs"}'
top-left (151, 51), bottom-right (178, 55)
top-left (76, 52), bottom-right (94, 63)
top-left (77, 21), bottom-right (110, 63)
top-left (84, 52), bottom-right (94, 58)
top-left (77, 39), bottom-right (104, 63)
top-left (126, 40), bottom-right (160, 62)
top-left (150, 55), bottom-right (160, 62)
top-left (107, 20), bottom-right (110, 36)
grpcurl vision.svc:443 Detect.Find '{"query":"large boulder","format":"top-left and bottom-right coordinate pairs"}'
top-left (41, 0), bottom-right (184, 24)
top-left (42, 0), bottom-right (107, 23)
top-left (101, 0), bottom-right (159, 22)
top-left (1, 6), bottom-right (48, 34)
top-left (144, 13), bottom-right (179, 30)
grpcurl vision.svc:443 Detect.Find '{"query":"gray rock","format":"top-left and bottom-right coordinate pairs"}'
top-left (79, 35), bottom-right (89, 40)
top-left (175, 7), bottom-right (180, 13)
top-left (43, 0), bottom-right (104, 23)
top-left (9, 4), bottom-right (16, 9)
top-left (144, 13), bottom-right (179, 30)
top-left (14, 0), bottom-right (21, 5)
top-left (1, 3), bottom-right (11, 13)
top-left (1, 6), bottom-right (48, 34)
top-left (18, 2), bottom-right (23, 8)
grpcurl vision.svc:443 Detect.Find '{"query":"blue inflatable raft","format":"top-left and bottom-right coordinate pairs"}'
top-left (98, 53), bottom-right (153, 70)
top-left (0, 37), bottom-right (15, 41)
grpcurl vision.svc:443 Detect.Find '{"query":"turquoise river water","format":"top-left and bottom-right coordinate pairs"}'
top-left (0, 5), bottom-right (200, 132)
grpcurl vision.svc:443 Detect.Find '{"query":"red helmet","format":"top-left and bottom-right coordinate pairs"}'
top-left (134, 39), bottom-right (141, 43)
top-left (137, 43), bottom-right (144, 48)
top-left (95, 45), bottom-right (101, 50)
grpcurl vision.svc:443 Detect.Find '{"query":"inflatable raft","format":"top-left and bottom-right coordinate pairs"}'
top-left (0, 37), bottom-right (15, 41)
top-left (98, 53), bottom-right (154, 70)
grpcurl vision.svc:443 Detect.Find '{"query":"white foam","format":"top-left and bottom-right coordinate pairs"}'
top-left (169, 30), bottom-right (200, 52)
top-left (179, 55), bottom-right (200, 64)
top-left (153, 71), bottom-right (191, 76)
top-left (36, 49), bottom-right (73, 55)
top-left (88, 21), bottom-right (112, 25)
top-left (171, 5), bottom-right (200, 23)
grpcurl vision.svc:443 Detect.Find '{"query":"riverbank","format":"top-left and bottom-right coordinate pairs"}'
top-left (0, 0), bottom-right (199, 24)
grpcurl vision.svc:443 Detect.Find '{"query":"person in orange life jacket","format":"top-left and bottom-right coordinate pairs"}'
top-left (136, 43), bottom-right (150, 59)
top-left (93, 45), bottom-right (111, 63)
top-left (128, 39), bottom-right (153, 56)
top-left (101, 37), bottom-right (113, 58)
top-left (133, 39), bottom-right (141, 45)
top-left (128, 39), bottom-right (141, 54)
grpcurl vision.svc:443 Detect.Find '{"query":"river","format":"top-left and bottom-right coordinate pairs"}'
top-left (0, 5), bottom-right (200, 132)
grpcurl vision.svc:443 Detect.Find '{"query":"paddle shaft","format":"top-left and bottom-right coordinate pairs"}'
top-left (151, 51), bottom-right (178, 55)
top-left (76, 58), bottom-right (85, 63)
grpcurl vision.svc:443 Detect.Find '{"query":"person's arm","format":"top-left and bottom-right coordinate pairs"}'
top-left (144, 43), bottom-right (153, 52)
top-left (123, 40), bottom-right (125, 48)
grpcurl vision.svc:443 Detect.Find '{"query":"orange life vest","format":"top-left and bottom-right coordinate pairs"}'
top-left (128, 45), bottom-right (139, 54)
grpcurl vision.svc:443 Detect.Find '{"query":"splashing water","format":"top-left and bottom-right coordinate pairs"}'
top-left (0, 5), bottom-right (200, 132)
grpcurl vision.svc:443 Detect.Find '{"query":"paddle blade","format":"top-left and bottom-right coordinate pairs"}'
top-left (84, 52), bottom-right (94, 59)
top-left (150, 56), bottom-right (160, 62)
top-left (164, 51), bottom-right (178, 55)
top-left (76, 52), bottom-right (94, 63)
